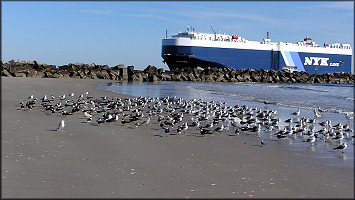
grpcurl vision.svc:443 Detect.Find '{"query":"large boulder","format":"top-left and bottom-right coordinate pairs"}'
top-left (143, 65), bottom-right (158, 74)
top-left (188, 73), bottom-right (196, 81)
top-left (131, 74), bottom-right (144, 82)
top-left (119, 68), bottom-right (128, 81)
top-left (2, 69), bottom-right (12, 77)
top-left (112, 64), bottom-right (125, 70)
top-left (161, 73), bottom-right (172, 81)
top-left (215, 75), bottom-right (225, 82)
top-left (149, 74), bottom-right (159, 82)
top-left (172, 74), bottom-right (182, 81)
top-left (27, 69), bottom-right (37, 77)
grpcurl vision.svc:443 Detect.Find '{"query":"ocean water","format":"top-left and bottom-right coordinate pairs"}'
top-left (103, 81), bottom-right (354, 168)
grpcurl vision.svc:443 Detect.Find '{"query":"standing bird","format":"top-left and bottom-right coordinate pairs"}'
top-left (164, 127), bottom-right (170, 136)
top-left (176, 127), bottom-right (182, 135)
top-left (333, 143), bottom-right (347, 153)
top-left (261, 139), bottom-right (266, 146)
top-left (41, 95), bottom-right (48, 102)
top-left (303, 135), bottom-right (316, 146)
top-left (97, 118), bottom-right (105, 125)
top-left (314, 109), bottom-right (322, 118)
top-left (199, 127), bottom-right (212, 135)
top-left (214, 124), bottom-right (224, 133)
top-left (204, 122), bottom-right (214, 130)
top-left (234, 126), bottom-right (240, 135)
top-left (284, 118), bottom-right (292, 124)
top-left (141, 117), bottom-right (151, 126)
top-left (59, 94), bottom-right (66, 101)
top-left (181, 122), bottom-right (189, 133)
top-left (87, 117), bottom-right (92, 123)
top-left (57, 120), bottom-right (65, 131)
top-left (115, 114), bottom-right (120, 123)
top-left (291, 109), bottom-right (301, 116)
top-left (84, 111), bottom-right (92, 119)
top-left (317, 107), bottom-right (325, 112)
top-left (20, 101), bottom-right (25, 109)
top-left (345, 112), bottom-right (354, 121)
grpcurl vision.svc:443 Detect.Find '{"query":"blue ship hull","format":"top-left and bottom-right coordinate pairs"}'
top-left (162, 45), bottom-right (352, 74)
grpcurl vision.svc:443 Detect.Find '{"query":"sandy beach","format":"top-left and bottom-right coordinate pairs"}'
top-left (1, 77), bottom-right (353, 198)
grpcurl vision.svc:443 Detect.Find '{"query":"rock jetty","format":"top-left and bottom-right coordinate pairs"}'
top-left (2, 60), bottom-right (354, 84)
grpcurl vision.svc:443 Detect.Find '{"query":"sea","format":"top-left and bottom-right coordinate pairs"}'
top-left (102, 81), bottom-right (354, 168)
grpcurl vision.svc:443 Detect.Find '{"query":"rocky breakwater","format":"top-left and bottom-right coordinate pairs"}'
top-left (2, 60), bottom-right (354, 84)
top-left (1, 60), bottom-right (129, 81)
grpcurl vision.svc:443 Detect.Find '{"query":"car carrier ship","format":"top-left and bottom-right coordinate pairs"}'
top-left (161, 26), bottom-right (352, 74)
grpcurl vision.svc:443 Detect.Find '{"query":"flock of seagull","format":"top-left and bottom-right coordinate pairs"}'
top-left (20, 91), bottom-right (353, 154)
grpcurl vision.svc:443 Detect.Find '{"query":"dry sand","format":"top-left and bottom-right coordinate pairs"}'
top-left (1, 77), bottom-right (353, 198)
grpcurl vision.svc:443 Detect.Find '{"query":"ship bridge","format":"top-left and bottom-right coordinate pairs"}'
top-left (172, 26), bottom-right (246, 43)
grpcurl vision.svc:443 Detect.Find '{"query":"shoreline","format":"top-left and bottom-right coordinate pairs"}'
top-left (2, 77), bottom-right (354, 198)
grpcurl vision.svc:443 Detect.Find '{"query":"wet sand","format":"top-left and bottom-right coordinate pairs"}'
top-left (2, 77), bottom-right (353, 198)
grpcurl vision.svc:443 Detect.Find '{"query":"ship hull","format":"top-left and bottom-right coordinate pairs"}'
top-left (162, 40), bottom-right (352, 74)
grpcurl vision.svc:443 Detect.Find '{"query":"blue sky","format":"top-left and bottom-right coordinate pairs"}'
top-left (2, 1), bottom-right (353, 70)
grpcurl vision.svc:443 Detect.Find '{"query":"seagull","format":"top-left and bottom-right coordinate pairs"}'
top-left (28, 95), bottom-right (34, 99)
top-left (333, 143), bottom-right (347, 153)
top-left (204, 122), bottom-right (214, 129)
top-left (291, 109), bottom-right (301, 116)
top-left (214, 124), bottom-right (224, 133)
top-left (57, 120), bottom-right (65, 131)
top-left (97, 118), bottom-right (105, 125)
top-left (318, 120), bottom-right (329, 127)
top-left (314, 109), bottom-right (322, 118)
top-left (345, 112), bottom-right (354, 121)
top-left (303, 135), bottom-right (316, 145)
top-left (192, 120), bottom-right (200, 129)
top-left (234, 127), bottom-right (240, 135)
top-left (59, 94), bottom-right (66, 101)
top-left (276, 133), bottom-right (287, 139)
top-left (317, 107), bottom-right (325, 112)
top-left (87, 117), bottom-right (92, 123)
top-left (164, 127), bottom-right (170, 136)
top-left (176, 127), bottom-right (182, 135)
top-left (263, 101), bottom-right (270, 105)
top-left (261, 139), bottom-right (266, 146)
top-left (333, 132), bottom-right (344, 144)
top-left (306, 118), bottom-right (315, 123)
top-left (84, 111), bottom-right (92, 118)
top-left (265, 125), bottom-right (274, 132)
top-left (199, 127), bottom-right (212, 135)
top-left (284, 118), bottom-right (292, 128)
top-left (20, 101), bottom-right (25, 109)
top-left (41, 95), bottom-right (48, 101)
top-left (121, 119), bottom-right (130, 125)
top-left (181, 122), bottom-right (188, 133)
top-left (285, 118), bottom-right (292, 123)
top-left (142, 117), bottom-right (151, 126)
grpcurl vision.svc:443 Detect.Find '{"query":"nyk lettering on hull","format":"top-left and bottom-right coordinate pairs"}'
top-left (304, 57), bottom-right (329, 66)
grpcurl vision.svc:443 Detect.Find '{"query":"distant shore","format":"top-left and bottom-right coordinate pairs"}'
top-left (2, 60), bottom-right (354, 84)
top-left (2, 77), bottom-right (354, 198)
